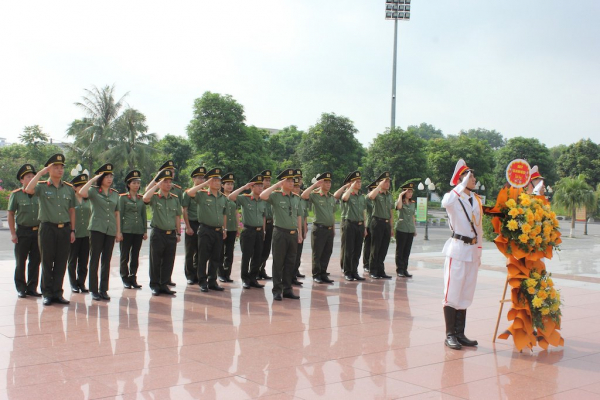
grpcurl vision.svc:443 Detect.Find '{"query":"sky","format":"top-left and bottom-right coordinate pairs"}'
top-left (1, 0), bottom-right (599, 149)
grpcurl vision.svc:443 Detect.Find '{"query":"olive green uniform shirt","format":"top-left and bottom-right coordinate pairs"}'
top-left (395, 201), bottom-right (416, 233)
top-left (181, 190), bottom-right (199, 221)
top-left (194, 190), bottom-right (226, 227)
top-left (372, 191), bottom-right (393, 220)
top-left (264, 202), bottom-right (274, 221)
top-left (267, 190), bottom-right (299, 230)
top-left (73, 199), bottom-right (91, 238)
top-left (34, 180), bottom-right (76, 224)
top-left (308, 191), bottom-right (336, 226)
top-left (343, 192), bottom-right (366, 222)
top-left (147, 192), bottom-right (181, 231)
top-left (87, 186), bottom-right (120, 236)
top-left (236, 194), bottom-right (265, 227)
top-left (365, 196), bottom-right (374, 226)
top-left (8, 188), bottom-right (40, 227)
top-left (224, 197), bottom-right (238, 231)
top-left (119, 193), bottom-right (148, 235)
top-left (171, 184), bottom-right (184, 206)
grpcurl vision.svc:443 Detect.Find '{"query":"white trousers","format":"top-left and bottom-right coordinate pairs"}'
top-left (442, 257), bottom-right (479, 309)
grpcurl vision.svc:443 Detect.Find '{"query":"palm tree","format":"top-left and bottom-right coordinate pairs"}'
top-left (553, 174), bottom-right (595, 238)
top-left (107, 108), bottom-right (157, 172)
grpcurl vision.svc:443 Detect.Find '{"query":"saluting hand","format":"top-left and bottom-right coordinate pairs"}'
top-left (245, 182), bottom-right (255, 190)
top-left (40, 165), bottom-right (53, 175)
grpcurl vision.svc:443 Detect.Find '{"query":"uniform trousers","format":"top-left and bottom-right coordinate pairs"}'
top-left (14, 226), bottom-right (40, 292)
top-left (271, 227), bottom-right (297, 295)
top-left (149, 228), bottom-right (177, 290)
top-left (259, 220), bottom-right (274, 273)
top-left (197, 224), bottom-right (223, 285)
top-left (342, 220), bottom-right (364, 276)
top-left (120, 233), bottom-right (143, 280)
top-left (219, 231), bottom-right (237, 279)
top-left (68, 236), bottom-right (89, 289)
top-left (294, 240), bottom-right (304, 277)
top-left (311, 224), bottom-right (334, 278)
top-left (184, 220), bottom-right (199, 281)
top-left (88, 230), bottom-right (116, 293)
top-left (339, 223), bottom-right (345, 270)
top-left (443, 256), bottom-right (479, 309)
top-left (239, 227), bottom-right (263, 283)
top-left (362, 227), bottom-right (371, 271)
top-left (395, 231), bottom-right (414, 274)
top-left (38, 222), bottom-right (70, 298)
top-left (369, 217), bottom-right (391, 276)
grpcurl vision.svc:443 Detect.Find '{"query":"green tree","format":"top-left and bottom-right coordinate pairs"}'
top-left (363, 128), bottom-right (427, 190)
top-left (107, 108), bottom-right (157, 172)
top-left (406, 123), bottom-right (444, 140)
top-left (556, 139), bottom-right (600, 188)
top-left (267, 125), bottom-right (304, 170)
top-left (549, 144), bottom-right (567, 163)
top-left (459, 128), bottom-right (505, 149)
top-left (19, 125), bottom-right (49, 146)
top-left (427, 135), bottom-right (495, 195)
top-left (494, 137), bottom-right (557, 191)
top-left (552, 174), bottom-right (594, 238)
top-left (297, 113), bottom-right (366, 186)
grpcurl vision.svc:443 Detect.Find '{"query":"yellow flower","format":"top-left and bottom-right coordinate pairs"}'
top-left (525, 278), bottom-right (537, 288)
top-left (519, 233), bottom-right (530, 244)
top-left (532, 296), bottom-right (543, 308)
top-left (522, 223), bottom-right (532, 234)
top-left (507, 219), bottom-right (519, 231)
top-left (509, 208), bottom-right (521, 217)
top-left (538, 290), bottom-right (548, 300)
top-left (527, 287), bottom-right (536, 295)
top-left (547, 278), bottom-right (554, 287)
top-left (541, 308), bottom-right (550, 316)
top-left (520, 196), bottom-right (531, 207)
top-left (535, 236), bottom-right (543, 245)
top-left (551, 303), bottom-right (560, 312)
top-left (531, 272), bottom-right (541, 280)
top-left (540, 280), bottom-right (547, 289)
top-left (505, 199), bottom-right (517, 209)
top-left (550, 211), bottom-right (556, 219)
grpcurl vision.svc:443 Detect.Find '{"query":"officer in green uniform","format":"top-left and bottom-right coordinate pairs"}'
top-left (8, 164), bottom-right (41, 298)
top-left (368, 172), bottom-right (394, 279)
top-left (229, 174), bottom-right (266, 289)
top-left (333, 180), bottom-right (348, 272)
top-left (301, 172), bottom-right (336, 284)
top-left (182, 166), bottom-right (206, 284)
top-left (340, 171), bottom-right (367, 281)
top-left (395, 180), bottom-right (418, 278)
top-left (362, 180), bottom-right (377, 273)
top-left (258, 169), bottom-right (273, 280)
top-left (187, 168), bottom-right (227, 293)
top-left (219, 173), bottom-right (239, 282)
top-left (143, 169), bottom-right (181, 296)
top-left (67, 174), bottom-right (91, 293)
top-left (80, 163), bottom-right (122, 301)
top-left (119, 170), bottom-right (148, 289)
top-left (25, 153), bottom-right (76, 306)
top-left (291, 175), bottom-right (307, 286)
top-left (260, 169), bottom-right (303, 301)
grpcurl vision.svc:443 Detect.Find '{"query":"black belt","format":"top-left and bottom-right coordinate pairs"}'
top-left (244, 224), bottom-right (263, 231)
top-left (41, 222), bottom-right (70, 229)
top-left (265, 219), bottom-right (273, 224)
top-left (314, 223), bottom-right (333, 230)
top-left (153, 227), bottom-right (176, 235)
top-left (452, 233), bottom-right (477, 245)
top-left (274, 226), bottom-right (297, 235)
top-left (373, 216), bottom-right (390, 223)
top-left (17, 224), bottom-right (39, 231)
top-left (199, 223), bottom-right (222, 232)
top-left (342, 219), bottom-right (364, 226)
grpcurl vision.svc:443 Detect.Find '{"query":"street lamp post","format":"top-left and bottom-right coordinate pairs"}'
top-left (385, 0), bottom-right (411, 131)
top-left (418, 178), bottom-right (436, 241)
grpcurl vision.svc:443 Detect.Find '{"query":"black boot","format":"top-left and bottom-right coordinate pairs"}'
top-left (131, 276), bottom-right (142, 289)
top-left (443, 306), bottom-right (462, 350)
top-left (455, 309), bottom-right (478, 346)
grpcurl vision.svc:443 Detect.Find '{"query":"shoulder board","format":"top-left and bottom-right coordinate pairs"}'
top-left (173, 184), bottom-right (182, 189)
top-left (200, 189), bottom-right (209, 193)
top-left (63, 181), bottom-right (73, 187)
top-left (119, 193), bottom-right (128, 196)
top-left (12, 188), bottom-right (22, 193)
top-left (171, 193), bottom-right (178, 198)
top-left (153, 192), bottom-right (160, 196)
top-left (137, 194), bottom-right (143, 198)
top-left (410, 199), bottom-right (416, 203)
top-left (110, 188), bottom-right (118, 193)
top-left (273, 189), bottom-right (283, 193)
top-left (293, 193), bottom-right (300, 197)
top-left (38, 181), bottom-right (47, 184)
top-left (242, 193), bottom-right (251, 197)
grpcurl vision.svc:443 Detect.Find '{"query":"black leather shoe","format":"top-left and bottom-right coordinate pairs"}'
top-left (296, 272), bottom-right (306, 278)
top-left (187, 279), bottom-right (196, 284)
top-left (26, 290), bottom-right (42, 297)
top-left (151, 288), bottom-right (161, 296)
top-left (167, 281), bottom-right (176, 287)
top-left (352, 274), bottom-right (366, 281)
top-left (273, 293), bottom-right (282, 301)
top-left (322, 276), bottom-right (334, 283)
top-left (292, 279), bottom-right (303, 286)
top-left (379, 274), bottom-right (393, 279)
top-left (225, 277), bottom-right (234, 283)
top-left (123, 280), bottom-right (132, 289)
top-left (283, 292), bottom-right (300, 300)
top-left (456, 334), bottom-right (478, 347)
top-left (243, 281), bottom-right (251, 289)
top-left (200, 284), bottom-right (209, 292)
top-left (445, 334), bottom-right (462, 350)
top-left (71, 286), bottom-right (80, 293)
top-left (344, 275), bottom-right (354, 281)
top-left (54, 296), bottom-right (70, 305)
top-left (364, 268), bottom-right (370, 273)
top-left (91, 292), bottom-right (102, 301)
top-left (100, 292), bottom-right (111, 300)
top-left (404, 271), bottom-right (413, 278)
top-left (313, 277), bottom-right (324, 284)
top-left (250, 280), bottom-right (265, 288)
top-left (370, 274), bottom-right (381, 279)
top-left (326, 272), bottom-right (331, 275)
top-left (261, 273), bottom-right (272, 280)
top-left (130, 278), bottom-right (142, 289)
top-left (17, 290), bottom-right (27, 298)
top-left (208, 284), bottom-right (225, 291)
top-left (160, 286), bottom-right (176, 295)
top-left (43, 297), bottom-right (52, 306)
top-left (218, 276), bottom-right (227, 283)
top-left (78, 284), bottom-right (89, 293)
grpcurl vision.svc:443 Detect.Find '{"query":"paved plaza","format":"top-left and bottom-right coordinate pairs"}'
top-left (0, 220), bottom-right (599, 399)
